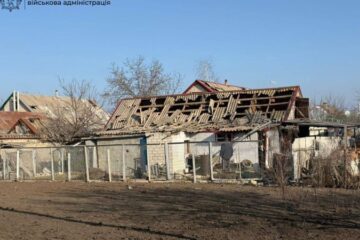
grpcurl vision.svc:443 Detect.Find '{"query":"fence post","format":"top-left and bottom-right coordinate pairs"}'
top-left (147, 145), bottom-right (151, 182)
top-left (107, 148), bottom-right (112, 182)
top-left (164, 143), bottom-right (171, 180)
top-left (192, 153), bottom-right (196, 183)
top-left (93, 146), bottom-right (98, 168)
top-left (61, 149), bottom-right (64, 174)
top-left (122, 145), bottom-right (126, 182)
top-left (2, 159), bottom-right (5, 180)
top-left (50, 148), bottom-right (55, 181)
top-left (2, 149), bottom-right (6, 180)
top-left (16, 150), bottom-right (20, 181)
top-left (32, 149), bottom-right (36, 178)
top-left (67, 152), bottom-right (71, 181)
top-left (84, 146), bottom-right (90, 183)
top-left (208, 141), bottom-right (214, 181)
top-left (238, 147), bottom-right (242, 180)
top-left (343, 125), bottom-right (348, 187)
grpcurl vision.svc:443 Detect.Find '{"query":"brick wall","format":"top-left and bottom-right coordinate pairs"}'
top-left (168, 132), bottom-right (186, 174)
top-left (95, 137), bottom-right (143, 177)
top-left (146, 133), bottom-right (168, 167)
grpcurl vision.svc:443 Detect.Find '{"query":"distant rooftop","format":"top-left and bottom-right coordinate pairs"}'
top-left (0, 111), bottom-right (45, 139)
top-left (183, 80), bottom-right (245, 94)
top-left (0, 91), bottom-right (110, 125)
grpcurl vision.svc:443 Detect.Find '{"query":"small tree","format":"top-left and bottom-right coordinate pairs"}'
top-left (103, 56), bottom-right (183, 106)
top-left (272, 153), bottom-right (292, 199)
top-left (40, 79), bottom-right (107, 144)
top-left (265, 130), bottom-right (294, 200)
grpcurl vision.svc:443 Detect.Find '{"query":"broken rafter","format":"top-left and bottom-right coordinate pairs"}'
top-left (137, 94), bottom-right (294, 109)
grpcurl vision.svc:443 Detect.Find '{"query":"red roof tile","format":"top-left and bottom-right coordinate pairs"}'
top-left (0, 112), bottom-right (46, 137)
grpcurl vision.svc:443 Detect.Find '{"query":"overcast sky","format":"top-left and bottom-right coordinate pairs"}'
top-left (1, 0), bottom-right (359, 107)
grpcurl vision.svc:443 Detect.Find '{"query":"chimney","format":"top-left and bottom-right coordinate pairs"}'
top-left (12, 90), bottom-right (16, 111)
top-left (16, 91), bottom-right (20, 111)
top-left (224, 79), bottom-right (228, 85)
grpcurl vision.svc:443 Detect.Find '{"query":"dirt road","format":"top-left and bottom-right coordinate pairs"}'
top-left (0, 182), bottom-right (359, 240)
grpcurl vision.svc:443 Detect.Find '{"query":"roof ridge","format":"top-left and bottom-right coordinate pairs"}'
top-left (120, 85), bottom-right (301, 101)
top-left (20, 92), bottom-right (70, 98)
top-left (198, 79), bottom-right (243, 88)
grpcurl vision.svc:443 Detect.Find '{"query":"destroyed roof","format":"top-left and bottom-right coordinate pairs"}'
top-left (0, 112), bottom-right (46, 139)
top-left (183, 80), bottom-right (245, 94)
top-left (99, 86), bottom-right (305, 136)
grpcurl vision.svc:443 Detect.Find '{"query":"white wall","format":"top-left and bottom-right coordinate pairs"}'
top-left (292, 136), bottom-right (342, 180)
top-left (265, 129), bottom-right (281, 169)
top-left (188, 132), bottom-right (260, 172)
top-left (168, 132), bottom-right (187, 174)
top-left (233, 132), bottom-right (259, 164)
top-left (94, 137), bottom-right (143, 177)
top-left (92, 131), bottom-right (262, 178)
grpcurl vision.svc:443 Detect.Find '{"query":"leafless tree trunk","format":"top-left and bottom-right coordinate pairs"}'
top-left (272, 153), bottom-right (292, 200)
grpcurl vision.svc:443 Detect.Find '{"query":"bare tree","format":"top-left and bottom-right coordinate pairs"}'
top-left (40, 79), bottom-right (108, 144)
top-left (272, 153), bottom-right (292, 199)
top-left (356, 90), bottom-right (360, 117)
top-left (103, 56), bottom-right (183, 106)
top-left (343, 91), bottom-right (360, 123)
top-left (195, 59), bottom-right (219, 82)
top-left (310, 94), bottom-right (360, 124)
top-left (310, 95), bottom-right (347, 123)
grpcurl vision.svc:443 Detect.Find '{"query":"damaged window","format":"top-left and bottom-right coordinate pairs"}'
top-left (216, 133), bottom-right (233, 142)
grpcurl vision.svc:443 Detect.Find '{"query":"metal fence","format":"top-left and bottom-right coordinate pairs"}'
top-left (0, 140), bottom-right (262, 183)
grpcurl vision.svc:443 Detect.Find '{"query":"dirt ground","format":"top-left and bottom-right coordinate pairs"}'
top-left (0, 182), bottom-right (359, 240)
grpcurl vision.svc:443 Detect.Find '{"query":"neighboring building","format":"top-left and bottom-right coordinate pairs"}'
top-left (1, 91), bottom-right (110, 146)
top-left (0, 91), bottom-right (109, 126)
top-left (0, 111), bottom-right (63, 180)
top-left (183, 79), bottom-right (245, 94)
top-left (0, 91), bottom-right (110, 180)
top-left (0, 111), bottom-right (47, 147)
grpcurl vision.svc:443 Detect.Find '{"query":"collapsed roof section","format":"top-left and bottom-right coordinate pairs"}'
top-left (100, 86), bottom-right (307, 136)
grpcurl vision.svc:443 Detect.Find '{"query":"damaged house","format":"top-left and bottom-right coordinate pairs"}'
top-left (87, 81), bottom-right (331, 181)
